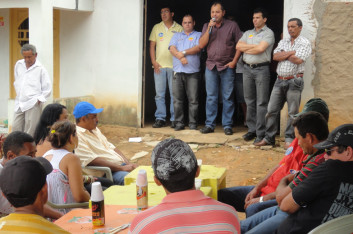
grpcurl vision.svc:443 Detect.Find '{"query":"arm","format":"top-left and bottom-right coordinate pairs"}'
top-left (43, 204), bottom-right (63, 219)
top-left (275, 174), bottom-right (295, 205)
top-left (88, 157), bottom-right (136, 172)
top-left (236, 41), bottom-right (256, 52)
top-left (280, 192), bottom-right (300, 213)
top-left (242, 41), bottom-right (270, 55)
top-left (273, 51), bottom-right (296, 61)
top-left (38, 68), bottom-right (52, 102)
top-left (66, 154), bottom-right (90, 203)
top-left (225, 49), bottom-right (242, 69)
top-left (199, 20), bottom-right (216, 49)
top-left (288, 55), bottom-right (304, 64)
top-left (149, 41), bottom-right (161, 74)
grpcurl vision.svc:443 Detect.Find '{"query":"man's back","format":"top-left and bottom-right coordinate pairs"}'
top-left (130, 190), bottom-right (240, 233)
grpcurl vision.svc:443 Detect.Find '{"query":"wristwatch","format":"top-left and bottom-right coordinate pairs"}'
top-left (259, 196), bottom-right (264, 203)
top-left (182, 50), bottom-right (186, 56)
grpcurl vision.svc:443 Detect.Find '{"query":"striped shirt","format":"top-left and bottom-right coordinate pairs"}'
top-left (289, 149), bottom-right (325, 189)
top-left (0, 213), bottom-right (69, 233)
top-left (129, 190), bottom-right (240, 233)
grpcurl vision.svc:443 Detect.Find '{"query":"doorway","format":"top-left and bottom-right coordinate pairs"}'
top-left (143, 0), bottom-right (283, 126)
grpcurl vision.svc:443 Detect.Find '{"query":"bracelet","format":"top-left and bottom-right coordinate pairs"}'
top-left (259, 196), bottom-right (264, 203)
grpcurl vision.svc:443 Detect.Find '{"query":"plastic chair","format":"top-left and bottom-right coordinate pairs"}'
top-left (308, 214), bottom-right (353, 234)
top-left (82, 166), bottom-right (113, 182)
top-left (47, 201), bottom-right (89, 209)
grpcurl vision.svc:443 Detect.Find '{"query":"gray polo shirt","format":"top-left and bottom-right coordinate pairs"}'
top-left (240, 25), bottom-right (275, 64)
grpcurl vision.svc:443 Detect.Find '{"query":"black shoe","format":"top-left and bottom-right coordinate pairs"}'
top-left (253, 137), bottom-right (263, 144)
top-left (170, 121), bottom-right (176, 128)
top-left (243, 132), bottom-right (256, 141)
top-left (189, 124), bottom-right (198, 130)
top-left (224, 128), bottom-right (233, 135)
top-left (200, 126), bottom-right (214, 134)
top-left (153, 120), bottom-right (166, 128)
top-left (175, 125), bottom-right (185, 131)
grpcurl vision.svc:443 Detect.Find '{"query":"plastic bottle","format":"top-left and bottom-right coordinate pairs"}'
top-left (136, 169), bottom-right (148, 210)
top-left (91, 182), bottom-right (105, 226)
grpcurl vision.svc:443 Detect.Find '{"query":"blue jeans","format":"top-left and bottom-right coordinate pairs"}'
top-left (264, 76), bottom-right (304, 144)
top-left (154, 68), bottom-right (174, 121)
top-left (243, 65), bottom-right (270, 140)
top-left (112, 171), bottom-right (129, 185)
top-left (218, 186), bottom-right (278, 217)
top-left (172, 72), bottom-right (199, 126)
top-left (204, 67), bottom-right (235, 129)
top-left (241, 206), bottom-right (289, 234)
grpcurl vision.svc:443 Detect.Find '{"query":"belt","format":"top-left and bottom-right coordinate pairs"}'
top-left (278, 73), bottom-right (304, 80)
top-left (244, 61), bottom-right (270, 68)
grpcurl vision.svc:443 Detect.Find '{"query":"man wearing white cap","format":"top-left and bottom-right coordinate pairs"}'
top-left (73, 101), bottom-right (137, 185)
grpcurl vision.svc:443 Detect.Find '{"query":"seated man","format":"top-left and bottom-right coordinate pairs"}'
top-left (218, 98), bottom-right (329, 217)
top-left (0, 131), bottom-right (62, 219)
top-left (278, 124), bottom-right (353, 233)
top-left (129, 139), bottom-right (240, 233)
top-left (0, 156), bottom-right (69, 233)
top-left (73, 101), bottom-right (137, 185)
top-left (241, 111), bottom-right (329, 233)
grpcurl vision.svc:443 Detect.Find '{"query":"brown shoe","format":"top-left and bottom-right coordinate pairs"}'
top-left (254, 139), bottom-right (270, 146)
top-left (284, 142), bottom-right (291, 150)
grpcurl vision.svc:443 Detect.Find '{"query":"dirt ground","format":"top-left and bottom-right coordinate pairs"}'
top-left (101, 124), bottom-right (286, 219)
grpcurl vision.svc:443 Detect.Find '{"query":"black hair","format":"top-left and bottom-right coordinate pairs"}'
top-left (211, 1), bottom-right (225, 11)
top-left (33, 103), bottom-right (66, 145)
top-left (288, 18), bottom-right (303, 27)
top-left (292, 111), bottom-right (329, 141)
top-left (183, 14), bottom-right (195, 22)
top-left (2, 131), bottom-right (34, 158)
top-left (160, 4), bottom-right (173, 13)
top-left (48, 120), bottom-right (76, 149)
top-left (253, 8), bottom-right (268, 19)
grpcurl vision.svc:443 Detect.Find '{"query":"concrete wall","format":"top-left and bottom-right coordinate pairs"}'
top-left (59, 0), bottom-right (144, 126)
top-left (0, 9), bottom-right (10, 123)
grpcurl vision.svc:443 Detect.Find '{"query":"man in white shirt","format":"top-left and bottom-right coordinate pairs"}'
top-left (12, 44), bottom-right (52, 136)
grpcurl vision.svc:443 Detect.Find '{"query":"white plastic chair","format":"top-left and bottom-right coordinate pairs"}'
top-left (308, 214), bottom-right (353, 234)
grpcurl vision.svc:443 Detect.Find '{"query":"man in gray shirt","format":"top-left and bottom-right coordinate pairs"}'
top-left (237, 8), bottom-right (275, 144)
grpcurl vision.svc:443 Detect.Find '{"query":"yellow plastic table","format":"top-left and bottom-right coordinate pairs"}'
top-left (104, 183), bottom-right (212, 206)
top-left (124, 165), bottom-right (226, 199)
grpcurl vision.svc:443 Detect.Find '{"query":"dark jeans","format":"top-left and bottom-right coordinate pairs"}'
top-left (172, 72), bottom-right (200, 126)
top-left (84, 176), bottom-right (114, 194)
top-left (243, 65), bottom-right (270, 140)
top-left (218, 186), bottom-right (278, 217)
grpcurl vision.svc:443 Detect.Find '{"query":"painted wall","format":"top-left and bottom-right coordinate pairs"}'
top-left (59, 0), bottom-right (144, 126)
top-left (0, 9), bottom-right (9, 122)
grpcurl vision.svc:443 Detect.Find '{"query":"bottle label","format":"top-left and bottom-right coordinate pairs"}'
top-left (136, 185), bottom-right (148, 210)
top-left (92, 200), bottom-right (105, 226)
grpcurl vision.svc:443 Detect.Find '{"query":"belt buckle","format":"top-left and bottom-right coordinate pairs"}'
top-left (250, 64), bottom-right (255, 68)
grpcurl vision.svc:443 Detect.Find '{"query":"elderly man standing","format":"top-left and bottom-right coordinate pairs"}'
top-left (198, 1), bottom-right (242, 135)
top-left (12, 44), bottom-right (52, 136)
top-left (169, 14), bottom-right (201, 131)
top-left (149, 5), bottom-right (183, 128)
top-left (255, 18), bottom-right (312, 148)
top-left (73, 102), bottom-right (137, 185)
top-left (129, 139), bottom-right (240, 233)
top-left (237, 8), bottom-right (275, 143)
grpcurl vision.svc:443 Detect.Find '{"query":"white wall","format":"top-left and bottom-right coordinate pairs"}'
top-left (0, 9), bottom-right (10, 122)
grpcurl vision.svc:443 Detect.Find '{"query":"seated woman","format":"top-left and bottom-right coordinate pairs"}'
top-left (44, 120), bottom-right (90, 213)
top-left (34, 103), bottom-right (68, 156)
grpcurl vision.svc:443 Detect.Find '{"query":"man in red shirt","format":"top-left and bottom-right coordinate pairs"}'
top-left (218, 98), bottom-right (329, 217)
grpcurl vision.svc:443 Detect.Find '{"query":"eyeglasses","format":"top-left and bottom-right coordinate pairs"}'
top-left (160, 10), bottom-right (170, 14)
top-left (325, 148), bottom-right (339, 156)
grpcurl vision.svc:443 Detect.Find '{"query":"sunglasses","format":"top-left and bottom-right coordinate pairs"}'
top-left (325, 148), bottom-right (339, 156)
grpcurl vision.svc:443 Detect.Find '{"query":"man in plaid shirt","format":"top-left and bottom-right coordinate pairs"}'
top-left (255, 18), bottom-right (312, 148)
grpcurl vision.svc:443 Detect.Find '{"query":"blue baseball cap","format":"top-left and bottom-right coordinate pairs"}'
top-left (73, 101), bottom-right (103, 119)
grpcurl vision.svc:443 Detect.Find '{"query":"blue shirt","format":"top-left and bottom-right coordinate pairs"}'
top-left (169, 30), bottom-right (201, 73)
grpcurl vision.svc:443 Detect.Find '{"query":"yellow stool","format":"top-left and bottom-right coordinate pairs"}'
top-left (124, 165), bottom-right (226, 200)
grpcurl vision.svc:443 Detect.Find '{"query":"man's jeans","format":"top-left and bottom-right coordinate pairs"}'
top-left (172, 72), bottom-right (199, 126)
top-left (264, 76), bottom-right (304, 144)
top-left (112, 170), bottom-right (129, 185)
top-left (204, 67), bottom-right (235, 129)
top-left (218, 186), bottom-right (278, 217)
top-left (243, 65), bottom-right (270, 139)
top-left (241, 206), bottom-right (289, 234)
top-left (154, 68), bottom-right (174, 121)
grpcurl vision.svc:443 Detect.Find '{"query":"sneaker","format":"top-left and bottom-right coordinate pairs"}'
top-left (175, 125), bottom-right (185, 131)
top-left (189, 124), bottom-right (198, 130)
top-left (200, 126), bottom-right (214, 134)
top-left (242, 132), bottom-right (256, 141)
top-left (170, 121), bottom-right (176, 128)
top-left (224, 128), bottom-right (233, 135)
top-left (152, 120), bottom-right (166, 128)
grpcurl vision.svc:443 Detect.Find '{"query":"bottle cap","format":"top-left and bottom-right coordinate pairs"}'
top-left (136, 169), bottom-right (147, 186)
top-left (91, 182), bottom-right (104, 202)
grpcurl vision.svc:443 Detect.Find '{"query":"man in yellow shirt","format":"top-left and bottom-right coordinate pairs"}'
top-left (149, 5), bottom-right (182, 128)
top-left (0, 156), bottom-right (69, 233)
